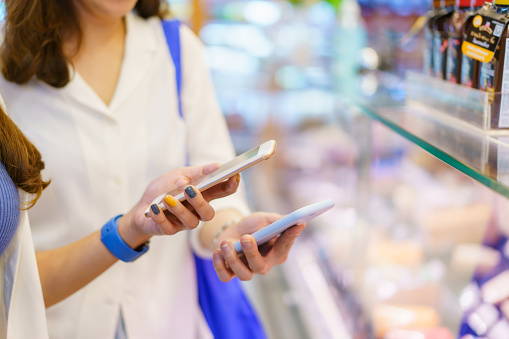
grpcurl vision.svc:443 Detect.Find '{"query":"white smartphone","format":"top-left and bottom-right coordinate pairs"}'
top-left (145, 140), bottom-right (277, 217)
top-left (233, 199), bottom-right (336, 253)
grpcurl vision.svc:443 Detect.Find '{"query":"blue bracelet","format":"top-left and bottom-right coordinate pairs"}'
top-left (100, 214), bottom-right (149, 262)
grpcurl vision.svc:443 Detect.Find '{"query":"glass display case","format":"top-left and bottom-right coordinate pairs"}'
top-left (170, 1), bottom-right (504, 337)
top-left (240, 72), bottom-right (509, 339)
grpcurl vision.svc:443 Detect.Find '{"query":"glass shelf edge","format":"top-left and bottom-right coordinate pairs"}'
top-left (355, 103), bottom-right (509, 199)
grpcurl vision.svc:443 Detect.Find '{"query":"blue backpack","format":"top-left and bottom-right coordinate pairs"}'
top-left (161, 20), bottom-right (267, 339)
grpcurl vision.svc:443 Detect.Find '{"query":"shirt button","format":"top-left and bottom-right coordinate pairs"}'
top-left (114, 177), bottom-right (123, 186)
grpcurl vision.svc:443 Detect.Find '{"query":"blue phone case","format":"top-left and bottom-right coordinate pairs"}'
top-left (233, 199), bottom-right (335, 253)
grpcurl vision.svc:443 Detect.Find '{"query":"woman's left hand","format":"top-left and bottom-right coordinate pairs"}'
top-left (212, 213), bottom-right (305, 282)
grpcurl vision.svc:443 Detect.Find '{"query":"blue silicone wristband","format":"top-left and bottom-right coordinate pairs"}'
top-left (100, 214), bottom-right (149, 262)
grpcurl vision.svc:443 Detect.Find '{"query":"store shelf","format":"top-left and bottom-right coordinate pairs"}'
top-left (355, 99), bottom-right (509, 199)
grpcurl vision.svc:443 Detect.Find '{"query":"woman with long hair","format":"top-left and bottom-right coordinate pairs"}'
top-left (0, 106), bottom-right (241, 338)
top-left (0, 0), bottom-right (304, 338)
top-left (0, 104), bottom-right (50, 338)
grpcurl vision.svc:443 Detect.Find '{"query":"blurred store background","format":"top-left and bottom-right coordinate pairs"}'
top-left (168, 0), bottom-right (425, 141)
top-left (164, 1), bottom-right (488, 339)
top-left (2, 0), bottom-right (507, 337)
top-left (6, 0), bottom-right (505, 338)
top-left (165, 1), bottom-right (509, 338)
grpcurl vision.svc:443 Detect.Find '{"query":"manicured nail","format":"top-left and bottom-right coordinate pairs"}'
top-left (236, 174), bottom-right (241, 183)
top-left (151, 204), bottom-right (160, 215)
top-left (185, 186), bottom-right (197, 198)
top-left (164, 195), bottom-right (177, 207)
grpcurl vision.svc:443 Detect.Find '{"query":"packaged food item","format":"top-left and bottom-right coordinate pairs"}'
top-left (381, 284), bottom-right (442, 309)
top-left (481, 270), bottom-right (509, 304)
top-left (385, 327), bottom-right (454, 339)
top-left (459, 283), bottom-right (482, 311)
top-left (433, 0), bottom-right (457, 79)
top-left (372, 304), bottom-right (440, 339)
top-left (487, 319), bottom-right (509, 338)
top-left (450, 243), bottom-right (501, 273)
top-left (466, 303), bottom-right (500, 336)
top-left (446, 0), bottom-right (487, 85)
top-left (366, 239), bottom-right (423, 267)
top-left (420, 204), bottom-right (491, 249)
top-left (479, 1), bottom-right (509, 95)
top-left (462, 1), bottom-right (509, 128)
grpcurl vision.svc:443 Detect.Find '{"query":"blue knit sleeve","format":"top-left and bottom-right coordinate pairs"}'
top-left (0, 162), bottom-right (20, 257)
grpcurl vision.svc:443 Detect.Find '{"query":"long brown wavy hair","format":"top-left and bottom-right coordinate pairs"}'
top-left (0, 109), bottom-right (50, 208)
top-left (0, 0), bottom-right (169, 88)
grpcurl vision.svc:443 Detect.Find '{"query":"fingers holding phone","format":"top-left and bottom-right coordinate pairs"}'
top-left (212, 221), bottom-right (305, 282)
top-left (212, 200), bottom-right (335, 282)
top-left (140, 163), bottom-right (220, 207)
top-left (198, 174), bottom-right (240, 202)
top-left (139, 161), bottom-right (242, 232)
top-left (144, 140), bottom-right (276, 218)
top-left (143, 195), bottom-right (197, 235)
top-left (157, 174), bottom-right (242, 230)
top-left (147, 188), bottom-right (211, 234)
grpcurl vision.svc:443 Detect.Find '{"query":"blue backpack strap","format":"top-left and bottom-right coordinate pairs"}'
top-left (161, 20), bottom-right (267, 339)
top-left (161, 20), bottom-right (183, 119)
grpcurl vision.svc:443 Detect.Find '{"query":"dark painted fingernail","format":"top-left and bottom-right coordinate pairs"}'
top-left (185, 186), bottom-right (197, 198)
top-left (151, 204), bottom-right (160, 215)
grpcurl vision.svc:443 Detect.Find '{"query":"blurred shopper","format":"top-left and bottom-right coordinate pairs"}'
top-left (0, 0), bottom-right (305, 338)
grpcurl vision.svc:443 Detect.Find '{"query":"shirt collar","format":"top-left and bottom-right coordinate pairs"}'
top-left (65, 13), bottom-right (160, 117)
top-left (124, 12), bottom-right (158, 54)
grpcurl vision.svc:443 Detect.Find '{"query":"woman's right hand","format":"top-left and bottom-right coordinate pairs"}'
top-left (117, 164), bottom-right (241, 248)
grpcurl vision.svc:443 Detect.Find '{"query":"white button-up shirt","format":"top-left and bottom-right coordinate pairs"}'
top-left (1, 13), bottom-right (249, 339)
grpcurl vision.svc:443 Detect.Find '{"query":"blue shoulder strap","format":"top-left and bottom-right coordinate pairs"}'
top-left (161, 20), bottom-right (267, 339)
top-left (161, 20), bottom-right (183, 118)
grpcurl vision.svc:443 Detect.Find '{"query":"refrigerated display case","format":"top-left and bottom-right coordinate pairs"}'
top-left (239, 71), bottom-right (509, 339)
top-left (170, 1), bottom-right (504, 337)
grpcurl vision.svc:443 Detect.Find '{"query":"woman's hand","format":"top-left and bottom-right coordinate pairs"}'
top-left (212, 213), bottom-right (305, 282)
top-left (37, 164), bottom-right (240, 308)
top-left (118, 164), bottom-right (241, 248)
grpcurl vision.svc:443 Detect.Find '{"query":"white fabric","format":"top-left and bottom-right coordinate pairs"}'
top-left (0, 14), bottom-right (249, 339)
top-left (0, 192), bottom-right (48, 339)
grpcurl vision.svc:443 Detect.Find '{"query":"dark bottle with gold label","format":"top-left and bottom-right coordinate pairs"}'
top-left (460, 2), bottom-right (489, 88)
top-left (478, 0), bottom-right (509, 128)
top-left (447, 0), bottom-right (487, 84)
top-left (432, 0), bottom-right (456, 79)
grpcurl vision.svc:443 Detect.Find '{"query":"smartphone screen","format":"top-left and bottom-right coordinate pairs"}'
top-left (144, 140), bottom-right (276, 217)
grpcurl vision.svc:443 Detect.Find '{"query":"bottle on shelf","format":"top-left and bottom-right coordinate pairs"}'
top-left (432, 0), bottom-right (456, 80)
top-left (478, 0), bottom-right (509, 92)
top-left (460, 0), bottom-right (509, 127)
top-left (424, 1), bottom-right (445, 75)
top-left (477, 0), bottom-right (509, 127)
top-left (446, 0), bottom-right (487, 85)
